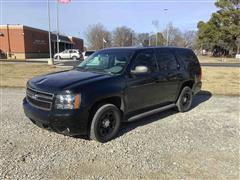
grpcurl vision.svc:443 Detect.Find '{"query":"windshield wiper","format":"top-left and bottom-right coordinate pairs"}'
top-left (75, 66), bottom-right (112, 75)
top-left (74, 66), bottom-right (88, 71)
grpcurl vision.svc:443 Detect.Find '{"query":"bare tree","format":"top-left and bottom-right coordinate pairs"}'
top-left (163, 23), bottom-right (185, 47)
top-left (183, 30), bottom-right (197, 49)
top-left (235, 37), bottom-right (240, 54)
top-left (85, 23), bottom-right (111, 50)
top-left (112, 26), bottom-right (135, 47)
top-left (149, 32), bottom-right (165, 46)
top-left (135, 33), bottom-right (149, 46)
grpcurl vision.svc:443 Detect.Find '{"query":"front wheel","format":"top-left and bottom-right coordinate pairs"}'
top-left (90, 104), bottom-right (121, 143)
top-left (176, 86), bottom-right (193, 112)
top-left (55, 55), bottom-right (61, 60)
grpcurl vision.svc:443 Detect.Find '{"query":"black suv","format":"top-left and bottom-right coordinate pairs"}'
top-left (23, 47), bottom-right (202, 142)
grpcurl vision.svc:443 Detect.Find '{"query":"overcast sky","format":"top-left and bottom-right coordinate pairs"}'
top-left (1, 0), bottom-right (217, 40)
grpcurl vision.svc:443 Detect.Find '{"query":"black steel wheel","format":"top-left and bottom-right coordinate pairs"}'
top-left (176, 86), bottom-right (193, 112)
top-left (90, 104), bottom-right (121, 143)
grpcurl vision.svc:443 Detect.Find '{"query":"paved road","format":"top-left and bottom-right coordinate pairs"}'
top-left (0, 88), bottom-right (239, 179)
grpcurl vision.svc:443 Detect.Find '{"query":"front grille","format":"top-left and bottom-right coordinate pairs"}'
top-left (26, 86), bottom-right (54, 111)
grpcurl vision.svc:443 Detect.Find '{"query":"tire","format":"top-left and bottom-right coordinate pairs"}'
top-left (176, 86), bottom-right (193, 112)
top-left (55, 56), bottom-right (61, 60)
top-left (90, 104), bottom-right (121, 143)
top-left (72, 56), bottom-right (77, 60)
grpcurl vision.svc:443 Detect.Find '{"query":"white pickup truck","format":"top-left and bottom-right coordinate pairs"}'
top-left (54, 49), bottom-right (82, 60)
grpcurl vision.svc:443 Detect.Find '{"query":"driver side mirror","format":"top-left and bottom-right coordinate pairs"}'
top-left (130, 65), bottom-right (149, 75)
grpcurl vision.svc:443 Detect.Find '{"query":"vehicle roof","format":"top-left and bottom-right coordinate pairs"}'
top-left (101, 46), bottom-right (192, 52)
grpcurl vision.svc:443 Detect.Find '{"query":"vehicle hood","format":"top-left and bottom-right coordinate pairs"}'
top-left (28, 69), bottom-right (110, 93)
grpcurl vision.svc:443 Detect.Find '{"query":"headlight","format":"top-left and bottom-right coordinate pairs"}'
top-left (54, 93), bottom-right (81, 109)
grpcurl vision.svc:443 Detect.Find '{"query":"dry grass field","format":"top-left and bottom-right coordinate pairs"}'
top-left (0, 62), bottom-right (70, 87)
top-left (198, 55), bottom-right (240, 63)
top-left (0, 62), bottom-right (239, 95)
top-left (202, 67), bottom-right (240, 96)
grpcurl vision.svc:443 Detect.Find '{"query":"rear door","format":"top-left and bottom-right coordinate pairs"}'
top-left (155, 48), bottom-right (183, 102)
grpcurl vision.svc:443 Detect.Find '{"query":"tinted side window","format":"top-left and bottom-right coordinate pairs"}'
top-left (175, 49), bottom-right (198, 64)
top-left (156, 49), bottom-right (178, 70)
top-left (132, 50), bottom-right (157, 72)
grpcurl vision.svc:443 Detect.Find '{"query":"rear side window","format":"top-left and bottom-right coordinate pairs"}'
top-left (131, 49), bottom-right (157, 73)
top-left (155, 49), bottom-right (178, 70)
top-left (175, 49), bottom-right (199, 64)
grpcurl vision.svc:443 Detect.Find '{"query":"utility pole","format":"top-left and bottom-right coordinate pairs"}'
top-left (166, 25), bottom-right (169, 46)
top-left (131, 32), bottom-right (134, 46)
top-left (6, 24), bottom-right (11, 59)
top-left (148, 33), bottom-right (151, 46)
top-left (102, 37), bottom-right (105, 49)
top-left (152, 20), bottom-right (159, 46)
top-left (56, 1), bottom-right (60, 60)
top-left (47, 0), bottom-right (53, 65)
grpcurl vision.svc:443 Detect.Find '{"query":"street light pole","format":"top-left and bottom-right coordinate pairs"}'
top-left (164, 9), bottom-right (169, 46)
top-left (47, 0), bottom-right (54, 65)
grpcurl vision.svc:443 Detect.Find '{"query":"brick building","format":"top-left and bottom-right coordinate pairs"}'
top-left (0, 25), bottom-right (84, 60)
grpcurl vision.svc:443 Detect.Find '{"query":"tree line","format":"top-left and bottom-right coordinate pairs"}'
top-left (85, 23), bottom-right (197, 50)
top-left (85, 0), bottom-right (240, 57)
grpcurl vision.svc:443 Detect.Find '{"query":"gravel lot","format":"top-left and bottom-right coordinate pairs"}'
top-left (0, 88), bottom-right (239, 179)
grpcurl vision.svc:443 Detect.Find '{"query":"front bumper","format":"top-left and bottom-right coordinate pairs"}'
top-left (23, 98), bottom-right (89, 136)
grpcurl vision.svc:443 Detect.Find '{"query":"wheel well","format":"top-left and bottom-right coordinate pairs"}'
top-left (88, 96), bottom-right (124, 130)
top-left (181, 80), bottom-right (194, 89)
top-left (177, 80), bottom-right (194, 100)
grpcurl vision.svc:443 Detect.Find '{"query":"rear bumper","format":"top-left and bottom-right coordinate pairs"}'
top-left (192, 81), bottom-right (202, 95)
top-left (23, 98), bottom-right (89, 136)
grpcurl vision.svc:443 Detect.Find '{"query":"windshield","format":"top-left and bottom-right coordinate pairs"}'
top-left (77, 50), bottom-right (133, 74)
top-left (85, 51), bottom-right (95, 56)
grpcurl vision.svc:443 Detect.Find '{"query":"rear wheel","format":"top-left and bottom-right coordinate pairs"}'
top-left (90, 104), bottom-right (121, 143)
top-left (176, 86), bottom-right (193, 112)
top-left (72, 56), bottom-right (77, 60)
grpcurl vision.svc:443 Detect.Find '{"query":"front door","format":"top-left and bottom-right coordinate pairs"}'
top-left (125, 49), bottom-right (162, 113)
top-left (60, 50), bottom-right (68, 59)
